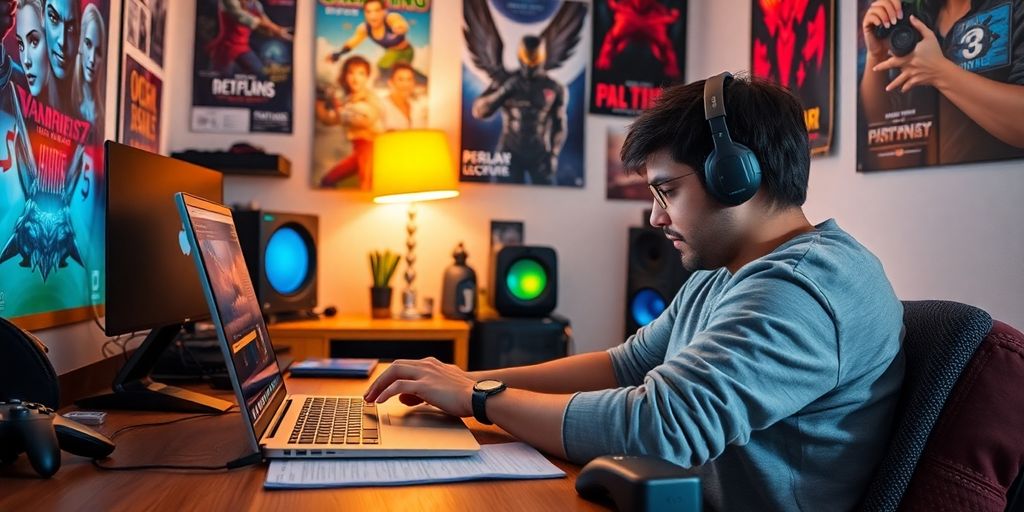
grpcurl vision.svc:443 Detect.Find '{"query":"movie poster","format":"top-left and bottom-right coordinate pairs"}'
top-left (121, 56), bottom-right (162, 153)
top-left (123, 0), bottom-right (166, 68)
top-left (856, 0), bottom-right (1024, 171)
top-left (191, 0), bottom-right (296, 134)
top-left (752, 0), bottom-right (835, 156)
top-left (0, 0), bottom-right (111, 329)
top-left (461, 0), bottom-right (588, 187)
top-left (606, 127), bottom-right (647, 200)
top-left (590, 0), bottom-right (686, 117)
top-left (312, 0), bottom-right (433, 190)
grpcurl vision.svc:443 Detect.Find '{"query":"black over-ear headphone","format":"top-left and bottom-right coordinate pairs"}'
top-left (702, 72), bottom-right (762, 205)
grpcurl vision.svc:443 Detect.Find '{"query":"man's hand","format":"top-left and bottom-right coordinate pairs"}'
top-left (861, 0), bottom-right (903, 62)
top-left (872, 15), bottom-right (956, 92)
top-left (257, 17), bottom-right (293, 42)
top-left (363, 358), bottom-right (477, 417)
top-left (0, 0), bottom-right (18, 42)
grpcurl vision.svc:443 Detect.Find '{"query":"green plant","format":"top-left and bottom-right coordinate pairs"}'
top-left (369, 250), bottom-right (401, 288)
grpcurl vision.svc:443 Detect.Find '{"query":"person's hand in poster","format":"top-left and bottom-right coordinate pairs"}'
top-left (861, 0), bottom-right (1024, 149)
top-left (256, 12), bottom-right (292, 42)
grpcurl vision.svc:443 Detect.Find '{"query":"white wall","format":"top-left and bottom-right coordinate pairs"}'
top-left (38, 0), bottom-right (1024, 374)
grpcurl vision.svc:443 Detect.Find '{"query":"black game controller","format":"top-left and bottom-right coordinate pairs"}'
top-left (873, 2), bottom-right (923, 57)
top-left (0, 400), bottom-right (115, 478)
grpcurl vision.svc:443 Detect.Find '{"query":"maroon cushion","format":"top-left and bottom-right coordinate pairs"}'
top-left (901, 320), bottom-right (1024, 511)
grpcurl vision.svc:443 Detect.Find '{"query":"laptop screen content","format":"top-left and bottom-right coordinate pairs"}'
top-left (186, 204), bottom-right (284, 428)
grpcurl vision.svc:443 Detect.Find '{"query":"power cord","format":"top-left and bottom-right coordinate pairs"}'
top-left (91, 408), bottom-right (262, 472)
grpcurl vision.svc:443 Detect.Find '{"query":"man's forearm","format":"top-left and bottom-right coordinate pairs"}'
top-left (486, 388), bottom-right (573, 459)
top-left (469, 351), bottom-right (617, 393)
top-left (935, 63), bottom-right (1024, 148)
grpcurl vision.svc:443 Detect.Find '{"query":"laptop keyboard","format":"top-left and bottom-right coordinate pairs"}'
top-left (288, 397), bottom-right (380, 445)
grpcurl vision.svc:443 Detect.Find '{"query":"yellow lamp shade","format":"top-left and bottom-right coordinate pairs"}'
top-left (372, 130), bottom-right (460, 204)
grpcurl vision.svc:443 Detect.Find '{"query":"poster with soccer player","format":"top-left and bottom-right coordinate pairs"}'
top-left (461, 0), bottom-right (588, 188)
top-left (191, 0), bottom-right (296, 134)
top-left (857, 0), bottom-right (1024, 172)
top-left (312, 0), bottom-right (432, 190)
top-left (590, 0), bottom-right (687, 117)
top-left (0, 0), bottom-right (111, 329)
top-left (752, 0), bottom-right (835, 155)
top-left (606, 126), bottom-right (648, 200)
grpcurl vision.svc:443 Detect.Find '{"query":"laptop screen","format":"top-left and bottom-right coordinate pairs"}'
top-left (183, 200), bottom-right (285, 435)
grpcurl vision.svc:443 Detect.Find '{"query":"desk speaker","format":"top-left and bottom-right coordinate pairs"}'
top-left (625, 227), bottom-right (689, 337)
top-left (469, 314), bottom-right (570, 370)
top-left (234, 210), bottom-right (318, 317)
top-left (490, 246), bottom-right (557, 317)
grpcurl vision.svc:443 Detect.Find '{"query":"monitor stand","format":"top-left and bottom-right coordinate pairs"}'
top-left (76, 324), bottom-right (234, 413)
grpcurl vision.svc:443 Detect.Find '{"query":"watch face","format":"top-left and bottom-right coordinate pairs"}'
top-left (475, 379), bottom-right (504, 392)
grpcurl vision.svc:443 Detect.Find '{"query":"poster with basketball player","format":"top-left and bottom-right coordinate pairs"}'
top-left (607, 126), bottom-right (648, 200)
top-left (590, 0), bottom-right (687, 117)
top-left (856, 0), bottom-right (1024, 172)
top-left (461, 0), bottom-right (589, 188)
top-left (751, 0), bottom-right (835, 156)
top-left (0, 0), bottom-right (112, 329)
top-left (191, 0), bottom-right (296, 134)
top-left (312, 0), bottom-right (432, 190)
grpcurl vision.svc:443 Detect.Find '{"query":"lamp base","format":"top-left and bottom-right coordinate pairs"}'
top-left (399, 289), bottom-right (422, 320)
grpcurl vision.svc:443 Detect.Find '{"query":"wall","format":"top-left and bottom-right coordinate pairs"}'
top-left (38, 0), bottom-right (1024, 374)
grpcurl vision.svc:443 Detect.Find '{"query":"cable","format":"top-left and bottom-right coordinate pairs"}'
top-left (90, 408), bottom-right (262, 472)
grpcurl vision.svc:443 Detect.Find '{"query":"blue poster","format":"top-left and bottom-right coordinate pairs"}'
top-left (460, 0), bottom-right (588, 187)
top-left (0, 0), bottom-right (111, 328)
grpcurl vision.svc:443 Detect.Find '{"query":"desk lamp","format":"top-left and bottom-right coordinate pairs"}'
top-left (372, 130), bottom-right (459, 319)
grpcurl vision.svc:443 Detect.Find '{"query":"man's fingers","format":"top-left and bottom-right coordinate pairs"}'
top-left (886, 70), bottom-right (911, 92)
top-left (363, 362), bottom-right (421, 401)
top-left (873, 54), bottom-right (906, 72)
top-left (874, 0), bottom-right (898, 26)
top-left (900, 76), bottom-right (922, 93)
top-left (399, 393), bottom-right (424, 407)
top-left (376, 380), bottom-right (419, 404)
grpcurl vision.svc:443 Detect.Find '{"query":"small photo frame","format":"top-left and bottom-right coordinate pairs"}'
top-left (490, 220), bottom-right (524, 257)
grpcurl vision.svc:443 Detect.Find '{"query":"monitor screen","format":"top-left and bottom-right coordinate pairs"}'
top-left (105, 142), bottom-right (223, 335)
top-left (183, 199), bottom-right (283, 431)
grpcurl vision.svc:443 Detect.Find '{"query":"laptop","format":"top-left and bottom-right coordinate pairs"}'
top-left (175, 192), bottom-right (480, 458)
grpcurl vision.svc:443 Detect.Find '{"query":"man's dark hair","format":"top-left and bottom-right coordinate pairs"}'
top-left (620, 74), bottom-right (810, 208)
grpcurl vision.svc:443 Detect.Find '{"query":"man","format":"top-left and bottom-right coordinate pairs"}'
top-left (327, 0), bottom-right (422, 86)
top-left (364, 73), bottom-right (905, 510)
top-left (206, 0), bottom-right (292, 78)
top-left (379, 62), bottom-right (427, 131)
top-left (43, 0), bottom-right (79, 111)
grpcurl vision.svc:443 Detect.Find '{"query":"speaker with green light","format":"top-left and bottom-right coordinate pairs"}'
top-left (491, 246), bottom-right (558, 317)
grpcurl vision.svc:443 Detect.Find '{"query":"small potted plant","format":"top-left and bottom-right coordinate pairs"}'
top-left (369, 250), bottom-right (401, 318)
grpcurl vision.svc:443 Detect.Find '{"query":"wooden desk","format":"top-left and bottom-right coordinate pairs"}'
top-left (0, 368), bottom-right (602, 511)
top-left (268, 316), bottom-right (471, 369)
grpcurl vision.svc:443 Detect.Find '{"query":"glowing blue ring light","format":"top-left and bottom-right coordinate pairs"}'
top-left (630, 288), bottom-right (667, 327)
top-left (264, 226), bottom-right (310, 295)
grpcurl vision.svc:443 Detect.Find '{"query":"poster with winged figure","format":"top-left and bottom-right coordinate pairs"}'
top-left (460, 0), bottom-right (588, 187)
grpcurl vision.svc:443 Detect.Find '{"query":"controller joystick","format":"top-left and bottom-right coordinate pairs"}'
top-left (0, 400), bottom-right (115, 478)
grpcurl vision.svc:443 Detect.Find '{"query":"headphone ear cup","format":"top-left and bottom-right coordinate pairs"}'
top-left (703, 149), bottom-right (725, 203)
top-left (704, 142), bottom-right (762, 206)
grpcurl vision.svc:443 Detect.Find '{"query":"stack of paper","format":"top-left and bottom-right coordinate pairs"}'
top-left (265, 442), bottom-right (565, 489)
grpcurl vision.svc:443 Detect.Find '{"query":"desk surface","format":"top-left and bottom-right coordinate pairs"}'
top-left (0, 368), bottom-right (605, 512)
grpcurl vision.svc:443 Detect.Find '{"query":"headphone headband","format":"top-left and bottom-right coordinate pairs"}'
top-left (704, 71), bottom-right (732, 121)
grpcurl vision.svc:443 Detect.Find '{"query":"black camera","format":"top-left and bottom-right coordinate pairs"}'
top-left (873, 2), bottom-right (922, 57)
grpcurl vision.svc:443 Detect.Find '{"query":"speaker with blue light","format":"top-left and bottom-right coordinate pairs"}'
top-left (625, 227), bottom-right (690, 337)
top-left (491, 246), bottom-right (558, 318)
top-left (233, 210), bottom-right (318, 319)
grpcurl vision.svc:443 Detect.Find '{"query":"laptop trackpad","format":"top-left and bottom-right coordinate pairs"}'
top-left (383, 404), bottom-right (464, 429)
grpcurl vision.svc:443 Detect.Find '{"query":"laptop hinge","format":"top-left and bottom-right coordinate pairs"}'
top-left (268, 397), bottom-right (292, 439)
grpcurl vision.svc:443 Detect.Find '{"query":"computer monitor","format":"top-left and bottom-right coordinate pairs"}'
top-left (76, 142), bottom-right (232, 412)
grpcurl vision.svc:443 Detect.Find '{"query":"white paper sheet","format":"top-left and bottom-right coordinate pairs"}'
top-left (264, 442), bottom-right (565, 489)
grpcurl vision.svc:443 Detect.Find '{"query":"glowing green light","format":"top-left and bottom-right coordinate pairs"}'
top-left (506, 259), bottom-right (547, 301)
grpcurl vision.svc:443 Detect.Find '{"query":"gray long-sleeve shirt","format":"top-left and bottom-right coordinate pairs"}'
top-left (563, 219), bottom-right (905, 511)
